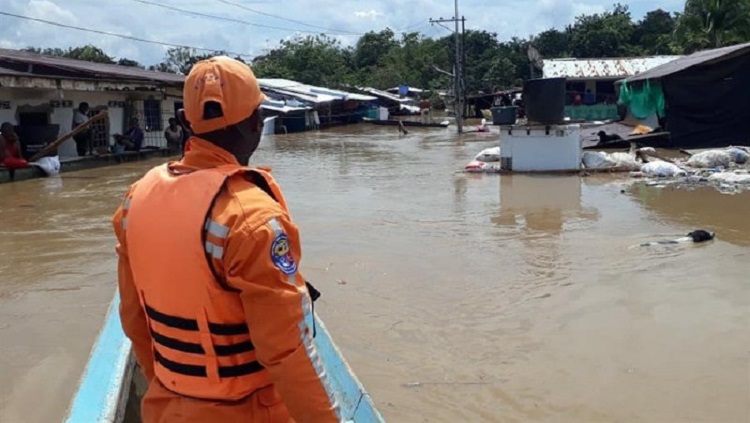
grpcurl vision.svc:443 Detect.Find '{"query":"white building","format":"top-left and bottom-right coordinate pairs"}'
top-left (0, 48), bottom-right (184, 158)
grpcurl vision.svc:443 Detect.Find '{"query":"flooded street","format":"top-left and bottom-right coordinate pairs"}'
top-left (1, 124), bottom-right (749, 422)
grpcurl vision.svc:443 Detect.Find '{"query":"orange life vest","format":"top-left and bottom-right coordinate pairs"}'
top-left (124, 163), bottom-right (287, 401)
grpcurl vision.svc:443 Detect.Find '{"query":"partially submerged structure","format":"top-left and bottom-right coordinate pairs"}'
top-left (620, 42), bottom-right (750, 149)
top-left (356, 87), bottom-right (421, 116)
top-left (0, 48), bottom-right (184, 158)
top-left (258, 79), bottom-right (377, 133)
top-left (543, 56), bottom-right (681, 121)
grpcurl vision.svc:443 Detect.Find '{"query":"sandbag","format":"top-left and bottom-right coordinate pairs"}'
top-left (641, 161), bottom-right (686, 177)
top-left (687, 150), bottom-right (733, 168)
top-left (608, 152), bottom-right (643, 170)
top-left (582, 151), bottom-right (615, 168)
top-left (727, 147), bottom-right (749, 164)
top-left (474, 147), bottom-right (500, 162)
top-left (582, 151), bottom-right (642, 170)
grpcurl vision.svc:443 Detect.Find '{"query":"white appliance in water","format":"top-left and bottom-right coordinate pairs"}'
top-left (499, 124), bottom-right (582, 172)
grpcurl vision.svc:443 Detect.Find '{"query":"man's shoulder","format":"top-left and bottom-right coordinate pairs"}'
top-left (222, 173), bottom-right (287, 228)
top-left (226, 174), bottom-right (284, 209)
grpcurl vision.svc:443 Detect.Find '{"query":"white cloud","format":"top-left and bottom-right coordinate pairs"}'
top-left (0, 0), bottom-right (687, 66)
top-left (26, 0), bottom-right (77, 24)
top-left (354, 9), bottom-right (382, 20)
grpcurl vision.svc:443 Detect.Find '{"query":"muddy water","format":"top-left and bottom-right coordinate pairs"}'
top-left (1, 125), bottom-right (748, 423)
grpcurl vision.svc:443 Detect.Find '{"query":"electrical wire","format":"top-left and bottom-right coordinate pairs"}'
top-left (129, 0), bottom-right (358, 35)
top-left (213, 0), bottom-right (364, 35)
top-left (0, 11), bottom-right (253, 57)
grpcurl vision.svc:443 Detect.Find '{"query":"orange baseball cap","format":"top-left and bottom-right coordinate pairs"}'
top-left (184, 56), bottom-right (266, 134)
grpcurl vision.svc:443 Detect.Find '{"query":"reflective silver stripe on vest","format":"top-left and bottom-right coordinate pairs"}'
top-left (121, 197), bottom-right (131, 230)
top-left (205, 219), bottom-right (229, 239)
top-left (268, 218), bottom-right (283, 235)
top-left (205, 241), bottom-right (224, 260)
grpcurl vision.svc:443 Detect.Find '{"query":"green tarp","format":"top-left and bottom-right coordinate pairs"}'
top-left (618, 80), bottom-right (665, 119)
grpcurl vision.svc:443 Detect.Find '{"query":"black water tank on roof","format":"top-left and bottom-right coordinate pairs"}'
top-left (523, 77), bottom-right (566, 124)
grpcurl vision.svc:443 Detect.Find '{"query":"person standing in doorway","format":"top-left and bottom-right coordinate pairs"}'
top-left (72, 102), bottom-right (92, 156)
top-left (163, 117), bottom-right (184, 154)
top-left (112, 56), bottom-right (340, 422)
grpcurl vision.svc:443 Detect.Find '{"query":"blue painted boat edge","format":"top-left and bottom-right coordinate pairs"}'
top-left (64, 293), bottom-right (133, 423)
top-left (64, 293), bottom-right (385, 422)
top-left (314, 315), bottom-right (386, 423)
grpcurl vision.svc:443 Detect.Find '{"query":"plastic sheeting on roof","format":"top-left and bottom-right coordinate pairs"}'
top-left (624, 42), bottom-right (750, 83)
top-left (542, 56), bottom-right (681, 79)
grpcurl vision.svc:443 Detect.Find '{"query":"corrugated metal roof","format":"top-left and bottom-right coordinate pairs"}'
top-left (359, 87), bottom-right (412, 103)
top-left (258, 78), bottom-right (376, 103)
top-left (543, 56), bottom-right (682, 79)
top-left (0, 48), bottom-right (184, 84)
top-left (624, 42), bottom-right (750, 83)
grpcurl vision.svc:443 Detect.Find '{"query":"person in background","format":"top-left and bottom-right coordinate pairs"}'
top-left (72, 102), bottom-right (92, 156)
top-left (113, 117), bottom-right (144, 154)
top-left (584, 89), bottom-right (596, 106)
top-left (112, 56), bottom-right (340, 423)
top-left (0, 122), bottom-right (29, 169)
top-left (163, 117), bottom-right (184, 154)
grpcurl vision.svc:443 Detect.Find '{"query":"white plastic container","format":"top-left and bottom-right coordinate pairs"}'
top-left (500, 124), bottom-right (582, 172)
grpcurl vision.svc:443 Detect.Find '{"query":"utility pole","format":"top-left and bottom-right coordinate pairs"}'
top-left (430, 1), bottom-right (465, 134)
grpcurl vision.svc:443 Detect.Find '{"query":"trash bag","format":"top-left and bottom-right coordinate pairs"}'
top-left (464, 160), bottom-right (488, 173)
top-left (641, 161), bottom-right (686, 177)
top-left (474, 147), bottom-right (500, 162)
top-left (708, 171), bottom-right (750, 185)
top-left (30, 155), bottom-right (61, 176)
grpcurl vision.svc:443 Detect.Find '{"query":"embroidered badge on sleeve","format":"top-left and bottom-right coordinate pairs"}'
top-left (270, 233), bottom-right (298, 275)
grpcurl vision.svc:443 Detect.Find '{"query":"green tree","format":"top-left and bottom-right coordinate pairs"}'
top-left (530, 29), bottom-right (570, 58)
top-left (64, 45), bottom-right (115, 63)
top-left (251, 35), bottom-right (352, 87)
top-left (674, 0), bottom-right (750, 52)
top-left (568, 4), bottom-right (637, 57)
top-left (632, 9), bottom-right (678, 54)
top-left (117, 58), bottom-right (144, 68)
top-left (353, 29), bottom-right (399, 69)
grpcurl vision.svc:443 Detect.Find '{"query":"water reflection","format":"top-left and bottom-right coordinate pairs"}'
top-left (629, 185), bottom-right (750, 246)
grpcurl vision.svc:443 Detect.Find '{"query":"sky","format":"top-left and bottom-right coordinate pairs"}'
top-left (0, 0), bottom-right (687, 66)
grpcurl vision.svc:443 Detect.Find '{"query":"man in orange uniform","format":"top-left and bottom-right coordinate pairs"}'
top-left (112, 56), bottom-right (341, 422)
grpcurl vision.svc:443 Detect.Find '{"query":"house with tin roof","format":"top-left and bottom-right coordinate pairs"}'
top-left (0, 48), bottom-right (186, 159)
top-left (542, 55), bottom-right (681, 121)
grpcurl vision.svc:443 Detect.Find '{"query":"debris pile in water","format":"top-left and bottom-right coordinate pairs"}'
top-left (464, 144), bottom-right (750, 193)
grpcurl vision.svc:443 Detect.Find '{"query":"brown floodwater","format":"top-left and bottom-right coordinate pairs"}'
top-left (1, 124), bottom-right (748, 423)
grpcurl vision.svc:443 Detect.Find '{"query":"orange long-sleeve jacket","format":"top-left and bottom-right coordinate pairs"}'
top-left (112, 138), bottom-right (341, 422)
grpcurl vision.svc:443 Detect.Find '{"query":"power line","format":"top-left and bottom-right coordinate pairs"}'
top-left (0, 11), bottom-right (253, 58)
top-left (213, 0), bottom-right (364, 35)
top-left (130, 0), bottom-right (357, 36)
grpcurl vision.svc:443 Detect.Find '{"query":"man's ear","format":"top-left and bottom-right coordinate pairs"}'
top-left (177, 109), bottom-right (191, 131)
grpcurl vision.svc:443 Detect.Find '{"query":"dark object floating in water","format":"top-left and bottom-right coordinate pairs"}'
top-left (687, 230), bottom-right (715, 243)
top-left (641, 229), bottom-right (716, 247)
